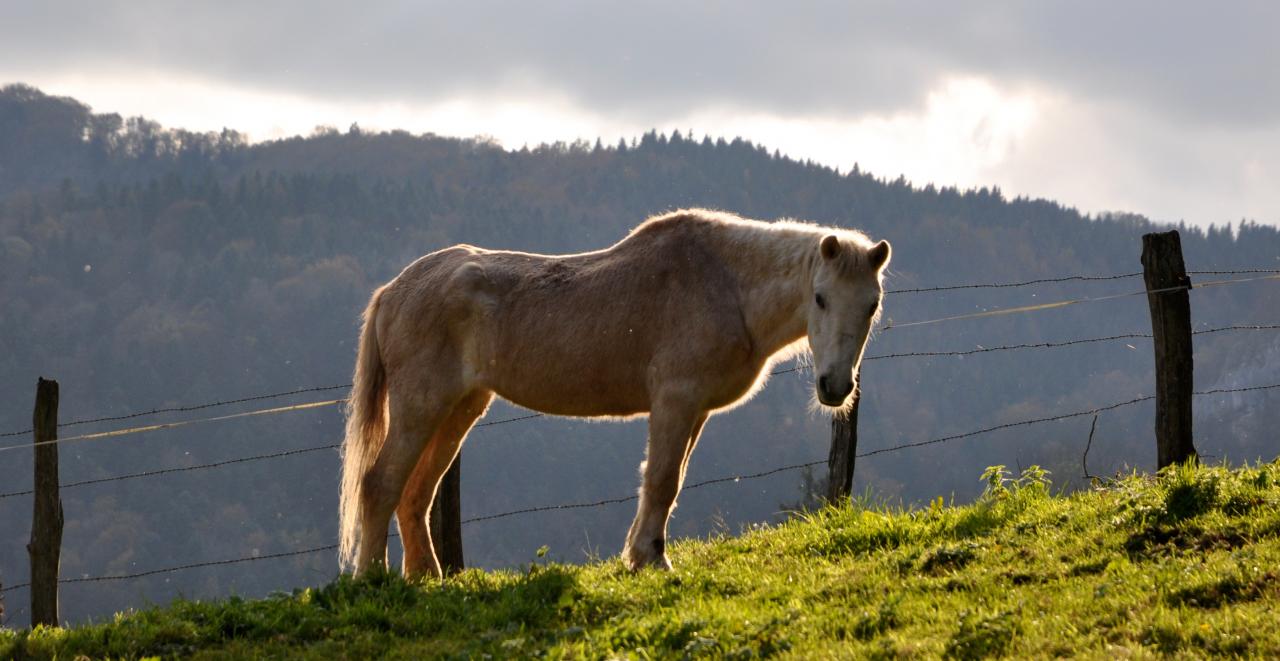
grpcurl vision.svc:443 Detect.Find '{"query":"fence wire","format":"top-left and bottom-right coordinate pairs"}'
top-left (4, 382), bottom-right (1277, 596)
top-left (888, 267), bottom-right (1280, 295)
top-left (2, 265), bottom-right (1279, 600)
top-left (0, 444), bottom-right (339, 500)
top-left (5, 319), bottom-right (1278, 452)
top-left (887, 271), bottom-right (1142, 294)
top-left (883, 273), bottom-right (1280, 330)
top-left (2, 325), bottom-right (1279, 500)
top-left (0, 400), bottom-right (347, 455)
top-left (1187, 269), bottom-right (1280, 275)
top-left (0, 411), bottom-right (570, 500)
top-left (0, 385), bottom-right (352, 439)
top-left (3, 271), bottom-right (1277, 443)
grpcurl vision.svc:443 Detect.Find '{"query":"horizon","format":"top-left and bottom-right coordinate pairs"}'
top-left (0, 79), bottom-right (1258, 237)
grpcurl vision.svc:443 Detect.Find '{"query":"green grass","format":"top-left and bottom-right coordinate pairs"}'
top-left (5, 461), bottom-right (1280, 659)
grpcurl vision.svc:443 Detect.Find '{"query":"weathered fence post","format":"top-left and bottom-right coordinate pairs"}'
top-left (429, 454), bottom-right (464, 575)
top-left (28, 377), bottom-right (63, 627)
top-left (826, 382), bottom-right (860, 503)
top-left (1141, 231), bottom-right (1198, 468)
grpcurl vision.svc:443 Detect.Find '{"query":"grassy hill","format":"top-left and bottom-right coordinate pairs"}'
top-left (3, 461), bottom-right (1279, 659)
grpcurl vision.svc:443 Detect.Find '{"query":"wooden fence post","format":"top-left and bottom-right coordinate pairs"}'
top-left (1141, 231), bottom-right (1198, 468)
top-left (429, 453), bottom-right (463, 575)
top-left (826, 382), bottom-right (860, 503)
top-left (28, 377), bottom-right (62, 627)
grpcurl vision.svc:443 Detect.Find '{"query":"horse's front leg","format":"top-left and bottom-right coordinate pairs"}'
top-left (624, 396), bottom-right (705, 571)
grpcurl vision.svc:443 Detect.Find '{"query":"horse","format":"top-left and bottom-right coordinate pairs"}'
top-left (339, 208), bottom-right (891, 578)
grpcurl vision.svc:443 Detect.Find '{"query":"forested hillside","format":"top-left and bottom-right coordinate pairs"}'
top-left (2, 83), bottom-right (1277, 626)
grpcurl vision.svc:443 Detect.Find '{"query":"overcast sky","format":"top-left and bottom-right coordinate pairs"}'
top-left (3, 1), bottom-right (1278, 228)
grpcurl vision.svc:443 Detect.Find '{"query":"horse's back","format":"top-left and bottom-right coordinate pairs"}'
top-left (378, 226), bottom-right (754, 416)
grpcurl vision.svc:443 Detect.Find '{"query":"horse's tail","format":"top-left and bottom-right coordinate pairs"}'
top-left (339, 286), bottom-right (389, 572)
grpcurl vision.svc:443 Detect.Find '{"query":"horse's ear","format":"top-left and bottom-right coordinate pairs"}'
top-left (820, 235), bottom-right (841, 260)
top-left (868, 240), bottom-right (891, 270)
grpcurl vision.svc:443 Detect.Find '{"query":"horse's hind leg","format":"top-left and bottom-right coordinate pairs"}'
top-left (354, 383), bottom-right (458, 576)
top-left (624, 397), bottom-right (705, 571)
top-left (396, 389), bottom-right (492, 580)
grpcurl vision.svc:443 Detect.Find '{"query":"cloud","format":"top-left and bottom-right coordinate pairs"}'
top-left (661, 77), bottom-right (1043, 189)
top-left (983, 91), bottom-right (1280, 226)
top-left (8, 2), bottom-right (1275, 126)
top-left (2, 1), bottom-right (1278, 227)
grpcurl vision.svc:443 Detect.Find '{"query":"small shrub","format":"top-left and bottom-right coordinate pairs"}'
top-left (980, 465), bottom-right (1012, 500)
top-left (980, 465), bottom-right (1052, 503)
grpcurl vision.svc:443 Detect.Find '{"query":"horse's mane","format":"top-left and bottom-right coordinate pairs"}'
top-left (624, 208), bottom-right (875, 277)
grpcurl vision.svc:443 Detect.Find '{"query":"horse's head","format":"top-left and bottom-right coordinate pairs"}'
top-left (807, 234), bottom-right (891, 409)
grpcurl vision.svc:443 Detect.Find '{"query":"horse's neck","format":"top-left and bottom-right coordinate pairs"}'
top-left (718, 227), bottom-right (815, 361)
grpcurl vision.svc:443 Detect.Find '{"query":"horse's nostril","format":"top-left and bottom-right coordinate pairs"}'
top-left (818, 376), bottom-right (829, 394)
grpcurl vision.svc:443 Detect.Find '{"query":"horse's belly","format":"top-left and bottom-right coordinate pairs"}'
top-left (489, 375), bottom-right (650, 418)
top-left (477, 349), bottom-right (652, 418)
top-left (478, 349), bottom-right (769, 418)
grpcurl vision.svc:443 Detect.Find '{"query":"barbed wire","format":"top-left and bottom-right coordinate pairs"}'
top-left (0, 458), bottom-right (836, 593)
top-left (0, 384), bottom-right (353, 439)
top-left (8, 340), bottom-right (1274, 502)
top-left (1, 265), bottom-right (1277, 597)
top-left (0, 544), bottom-right (339, 594)
top-left (858, 382), bottom-right (1280, 458)
top-left (887, 271), bottom-right (1142, 294)
top-left (1194, 383), bottom-right (1280, 397)
top-left (856, 395), bottom-right (1155, 458)
top-left (473, 413), bottom-right (545, 428)
top-left (3, 382), bottom-right (1276, 596)
top-left (468, 380), bottom-right (1277, 519)
top-left (865, 333), bottom-right (1153, 360)
top-left (3, 320), bottom-right (1277, 461)
top-left (865, 324), bottom-right (1278, 361)
top-left (3, 270), bottom-right (1277, 444)
top-left (883, 272), bottom-right (1280, 331)
top-left (0, 399), bottom-right (346, 454)
top-left (460, 459), bottom-right (831, 525)
top-left (0, 443), bottom-right (340, 500)
top-left (0, 412), bottom-right (569, 500)
top-left (1186, 269), bottom-right (1280, 275)
top-left (1191, 324), bottom-right (1280, 336)
top-left (886, 268), bottom-right (1280, 295)
top-left (0, 366), bottom-right (805, 451)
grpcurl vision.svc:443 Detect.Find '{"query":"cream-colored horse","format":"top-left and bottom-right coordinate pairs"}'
top-left (340, 209), bottom-right (890, 578)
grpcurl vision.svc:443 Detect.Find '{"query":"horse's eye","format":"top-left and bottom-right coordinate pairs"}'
top-left (815, 293), bottom-right (826, 310)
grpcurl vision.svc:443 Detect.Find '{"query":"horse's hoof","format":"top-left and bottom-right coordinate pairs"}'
top-left (627, 557), bottom-right (673, 572)
top-left (624, 539), bottom-right (673, 572)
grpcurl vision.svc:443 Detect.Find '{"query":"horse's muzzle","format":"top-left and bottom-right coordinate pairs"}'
top-left (817, 375), bottom-right (854, 406)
